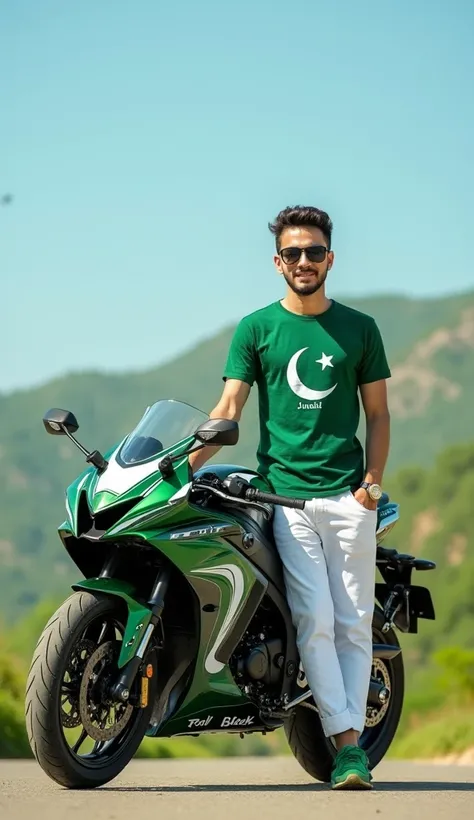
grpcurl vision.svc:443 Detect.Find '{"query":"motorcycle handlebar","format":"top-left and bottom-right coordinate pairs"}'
top-left (245, 487), bottom-right (305, 510)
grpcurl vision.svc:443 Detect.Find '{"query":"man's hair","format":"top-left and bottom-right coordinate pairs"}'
top-left (268, 205), bottom-right (333, 251)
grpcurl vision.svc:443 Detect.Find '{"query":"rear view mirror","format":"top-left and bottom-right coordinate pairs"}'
top-left (42, 407), bottom-right (107, 472)
top-left (194, 418), bottom-right (239, 447)
top-left (43, 408), bottom-right (79, 436)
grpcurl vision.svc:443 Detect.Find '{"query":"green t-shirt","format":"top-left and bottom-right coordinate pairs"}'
top-left (223, 299), bottom-right (391, 499)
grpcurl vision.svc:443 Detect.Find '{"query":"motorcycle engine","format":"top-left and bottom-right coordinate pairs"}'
top-left (231, 614), bottom-right (284, 704)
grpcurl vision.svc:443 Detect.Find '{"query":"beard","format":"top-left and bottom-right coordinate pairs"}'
top-left (283, 265), bottom-right (328, 296)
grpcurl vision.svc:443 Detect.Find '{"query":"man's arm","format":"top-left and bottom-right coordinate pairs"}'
top-left (358, 379), bottom-right (391, 507)
top-left (188, 379), bottom-right (251, 474)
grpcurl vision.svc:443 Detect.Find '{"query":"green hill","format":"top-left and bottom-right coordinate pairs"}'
top-left (384, 440), bottom-right (474, 753)
top-left (1, 290), bottom-right (474, 621)
top-left (385, 441), bottom-right (474, 659)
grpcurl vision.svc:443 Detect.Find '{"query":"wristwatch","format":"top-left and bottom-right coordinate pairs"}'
top-left (360, 481), bottom-right (383, 501)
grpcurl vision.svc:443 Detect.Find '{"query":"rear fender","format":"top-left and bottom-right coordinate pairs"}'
top-left (372, 643), bottom-right (402, 659)
top-left (71, 577), bottom-right (153, 667)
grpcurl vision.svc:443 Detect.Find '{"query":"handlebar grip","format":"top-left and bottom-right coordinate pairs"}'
top-left (246, 488), bottom-right (305, 510)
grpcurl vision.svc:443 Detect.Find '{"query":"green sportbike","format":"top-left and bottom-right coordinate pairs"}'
top-left (26, 399), bottom-right (436, 788)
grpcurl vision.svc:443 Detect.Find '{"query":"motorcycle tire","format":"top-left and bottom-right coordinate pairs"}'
top-left (25, 590), bottom-right (157, 789)
top-left (284, 606), bottom-right (404, 782)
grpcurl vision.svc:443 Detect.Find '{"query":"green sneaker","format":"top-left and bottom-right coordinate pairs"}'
top-left (330, 745), bottom-right (373, 790)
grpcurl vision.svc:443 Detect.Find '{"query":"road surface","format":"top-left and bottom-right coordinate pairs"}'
top-left (1, 757), bottom-right (473, 820)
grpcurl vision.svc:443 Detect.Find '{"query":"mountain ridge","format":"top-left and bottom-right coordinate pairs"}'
top-left (2, 288), bottom-right (474, 399)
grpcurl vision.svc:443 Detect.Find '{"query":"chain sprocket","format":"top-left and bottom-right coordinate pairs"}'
top-left (79, 640), bottom-right (133, 741)
top-left (61, 638), bottom-right (96, 728)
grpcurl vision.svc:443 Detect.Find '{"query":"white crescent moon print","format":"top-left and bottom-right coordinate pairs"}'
top-left (286, 348), bottom-right (338, 400)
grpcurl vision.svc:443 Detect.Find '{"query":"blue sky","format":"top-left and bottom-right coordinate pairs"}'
top-left (2, 0), bottom-right (473, 392)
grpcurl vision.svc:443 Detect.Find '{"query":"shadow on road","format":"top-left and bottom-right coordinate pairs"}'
top-left (99, 781), bottom-right (474, 793)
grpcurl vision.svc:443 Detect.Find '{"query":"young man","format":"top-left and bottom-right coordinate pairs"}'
top-left (189, 205), bottom-right (391, 790)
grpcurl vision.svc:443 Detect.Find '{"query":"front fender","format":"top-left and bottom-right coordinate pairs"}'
top-left (71, 577), bottom-right (153, 668)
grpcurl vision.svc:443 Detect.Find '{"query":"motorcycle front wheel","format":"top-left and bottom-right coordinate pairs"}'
top-left (284, 606), bottom-right (404, 782)
top-left (25, 591), bottom-right (158, 789)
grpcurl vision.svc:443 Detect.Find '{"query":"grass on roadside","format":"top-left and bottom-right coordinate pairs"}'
top-left (388, 708), bottom-right (474, 758)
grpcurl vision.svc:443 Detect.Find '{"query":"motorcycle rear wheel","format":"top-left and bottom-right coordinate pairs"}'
top-left (284, 606), bottom-right (404, 782)
top-left (25, 590), bottom-right (157, 789)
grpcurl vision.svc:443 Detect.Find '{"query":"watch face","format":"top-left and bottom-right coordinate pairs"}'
top-left (369, 483), bottom-right (382, 500)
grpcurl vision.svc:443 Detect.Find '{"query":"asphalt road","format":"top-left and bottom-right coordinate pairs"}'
top-left (1, 757), bottom-right (473, 820)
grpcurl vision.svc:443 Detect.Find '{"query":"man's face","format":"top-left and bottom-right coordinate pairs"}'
top-left (274, 226), bottom-right (334, 296)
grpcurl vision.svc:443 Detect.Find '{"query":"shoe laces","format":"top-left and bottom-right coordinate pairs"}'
top-left (338, 746), bottom-right (367, 765)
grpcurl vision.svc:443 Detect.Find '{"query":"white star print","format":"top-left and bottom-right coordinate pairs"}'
top-left (316, 352), bottom-right (334, 370)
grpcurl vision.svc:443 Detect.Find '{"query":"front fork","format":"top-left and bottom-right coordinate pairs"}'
top-left (109, 566), bottom-right (171, 703)
top-left (72, 565), bottom-right (171, 706)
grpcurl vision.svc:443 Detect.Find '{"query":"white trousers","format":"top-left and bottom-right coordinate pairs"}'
top-left (273, 490), bottom-right (377, 737)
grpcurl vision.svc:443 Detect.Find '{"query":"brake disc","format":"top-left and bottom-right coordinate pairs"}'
top-left (365, 658), bottom-right (391, 728)
top-left (79, 641), bottom-right (133, 741)
top-left (61, 639), bottom-right (96, 728)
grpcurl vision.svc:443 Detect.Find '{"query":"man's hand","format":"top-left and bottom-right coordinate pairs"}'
top-left (352, 487), bottom-right (377, 511)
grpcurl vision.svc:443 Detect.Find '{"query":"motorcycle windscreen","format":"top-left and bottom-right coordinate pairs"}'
top-left (118, 399), bottom-right (208, 466)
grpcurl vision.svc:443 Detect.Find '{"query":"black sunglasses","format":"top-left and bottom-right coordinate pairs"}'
top-left (279, 245), bottom-right (330, 265)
